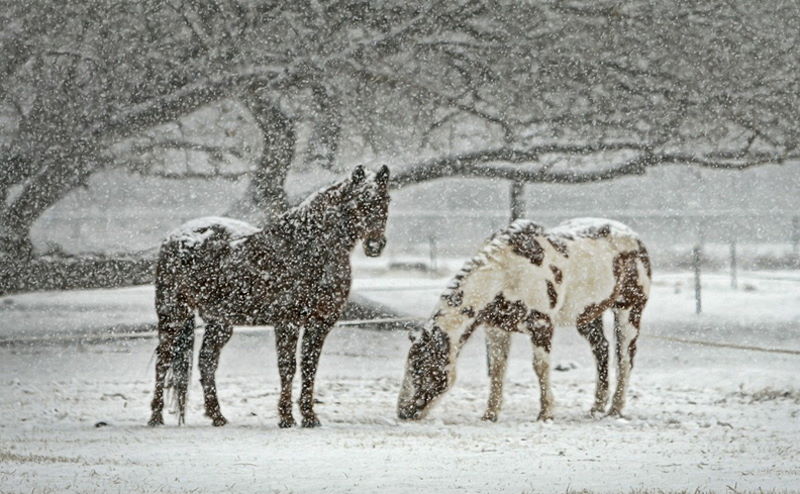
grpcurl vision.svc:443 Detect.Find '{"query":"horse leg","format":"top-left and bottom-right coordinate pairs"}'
top-left (299, 324), bottom-right (333, 428)
top-left (199, 321), bottom-right (233, 427)
top-left (149, 308), bottom-right (191, 426)
top-left (482, 325), bottom-right (511, 422)
top-left (577, 315), bottom-right (610, 416)
top-left (275, 324), bottom-right (300, 428)
top-left (172, 318), bottom-right (195, 426)
top-left (530, 318), bottom-right (555, 421)
top-left (609, 308), bottom-right (640, 417)
top-left (148, 318), bottom-right (176, 426)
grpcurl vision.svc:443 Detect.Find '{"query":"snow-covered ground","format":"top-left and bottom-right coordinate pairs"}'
top-left (1, 267), bottom-right (799, 493)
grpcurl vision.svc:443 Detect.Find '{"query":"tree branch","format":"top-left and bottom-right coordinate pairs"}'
top-left (100, 66), bottom-right (283, 145)
top-left (390, 144), bottom-right (800, 188)
top-left (128, 138), bottom-right (245, 159)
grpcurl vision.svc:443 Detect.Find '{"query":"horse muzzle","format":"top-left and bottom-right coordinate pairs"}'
top-left (363, 236), bottom-right (386, 257)
top-left (397, 394), bottom-right (430, 421)
top-left (397, 405), bottom-right (422, 421)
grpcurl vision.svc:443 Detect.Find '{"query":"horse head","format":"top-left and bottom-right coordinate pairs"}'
top-left (397, 324), bottom-right (454, 420)
top-left (345, 164), bottom-right (390, 257)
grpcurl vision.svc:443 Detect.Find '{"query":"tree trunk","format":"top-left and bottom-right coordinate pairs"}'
top-left (0, 86), bottom-right (298, 294)
top-left (0, 148), bottom-right (96, 260)
top-left (0, 149), bottom-right (114, 295)
top-left (304, 84), bottom-right (341, 170)
top-left (509, 180), bottom-right (525, 221)
top-left (227, 87), bottom-right (295, 225)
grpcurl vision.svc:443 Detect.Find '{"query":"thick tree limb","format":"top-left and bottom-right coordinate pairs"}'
top-left (225, 85), bottom-right (294, 223)
top-left (99, 67), bottom-right (283, 145)
top-left (390, 145), bottom-right (800, 188)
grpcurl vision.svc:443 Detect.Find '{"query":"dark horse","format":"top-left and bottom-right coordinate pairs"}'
top-left (148, 165), bottom-right (390, 428)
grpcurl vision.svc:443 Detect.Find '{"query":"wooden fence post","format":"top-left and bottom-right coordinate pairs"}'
top-left (510, 181), bottom-right (525, 221)
top-left (428, 235), bottom-right (438, 273)
top-left (693, 245), bottom-right (702, 314)
top-left (497, 179), bottom-right (525, 378)
top-left (792, 216), bottom-right (799, 264)
top-left (730, 240), bottom-right (737, 289)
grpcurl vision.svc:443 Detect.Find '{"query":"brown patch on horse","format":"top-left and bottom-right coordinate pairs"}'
top-left (628, 335), bottom-right (639, 369)
top-left (576, 300), bottom-right (615, 328)
top-left (546, 280), bottom-right (558, 308)
top-left (509, 235), bottom-right (545, 266)
top-left (526, 309), bottom-right (554, 351)
top-left (475, 293), bottom-right (556, 351)
top-left (549, 265), bottom-right (563, 284)
top-left (479, 293), bottom-right (529, 332)
top-left (546, 236), bottom-right (569, 257)
top-left (576, 316), bottom-right (609, 410)
top-left (577, 316), bottom-right (607, 354)
top-left (458, 319), bottom-right (481, 347)
top-left (613, 252), bottom-right (648, 329)
top-left (460, 306), bottom-right (476, 318)
top-left (576, 249), bottom-right (648, 327)
top-left (636, 238), bottom-right (652, 279)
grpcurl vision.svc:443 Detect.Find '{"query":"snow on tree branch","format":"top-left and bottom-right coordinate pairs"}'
top-left (391, 145), bottom-right (800, 188)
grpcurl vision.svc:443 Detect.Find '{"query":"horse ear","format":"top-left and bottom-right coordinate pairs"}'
top-left (376, 165), bottom-right (390, 186)
top-left (351, 165), bottom-right (366, 184)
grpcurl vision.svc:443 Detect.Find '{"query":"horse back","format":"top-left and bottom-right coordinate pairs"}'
top-left (550, 218), bottom-right (651, 325)
top-left (154, 217), bottom-right (260, 316)
top-left (154, 216), bottom-right (354, 326)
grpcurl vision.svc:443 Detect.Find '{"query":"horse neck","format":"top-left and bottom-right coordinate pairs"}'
top-left (434, 278), bottom-right (496, 360)
top-left (278, 198), bottom-right (360, 254)
top-left (433, 226), bottom-right (531, 357)
top-left (433, 304), bottom-right (476, 355)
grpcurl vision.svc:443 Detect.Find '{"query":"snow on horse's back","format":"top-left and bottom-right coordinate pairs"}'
top-left (166, 216), bottom-right (260, 247)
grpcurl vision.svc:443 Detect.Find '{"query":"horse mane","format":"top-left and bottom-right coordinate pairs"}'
top-left (278, 169), bottom-right (384, 228)
top-left (280, 180), bottom-right (348, 228)
top-left (440, 219), bottom-right (544, 302)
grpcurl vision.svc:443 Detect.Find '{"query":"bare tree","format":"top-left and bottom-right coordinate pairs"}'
top-left (2, 0), bottom-right (799, 293)
top-left (384, 1), bottom-right (800, 188)
top-left (0, 1), bottom-right (471, 256)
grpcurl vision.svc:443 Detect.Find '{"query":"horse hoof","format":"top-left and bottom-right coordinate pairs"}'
top-left (211, 416), bottom-right (228, 427)
top-left (481, 412), bottom-right (498, 422)
top-left (606, 409), bottom-right (624, 419)
top-left (536, 412), bottom-right (554, 422)
top-left (147, 414), bottom-right (164, 427)
top-left (589, 407), bottom-right (605, 418)
top-left (301, 416), bottom-right (321, 428)
top-left (278, 417), bottom-right (296, 429)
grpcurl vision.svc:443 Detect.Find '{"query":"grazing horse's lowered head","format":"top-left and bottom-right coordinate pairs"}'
top-left (397, 322), bottom-right (456, 420)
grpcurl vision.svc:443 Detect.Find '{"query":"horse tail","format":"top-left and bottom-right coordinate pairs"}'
top-left (154, 239), bottom-right (196, 426)
top-left (635, 238), bottom-right (652, 281)
top-left (168, 317), bottom-right (195, 425)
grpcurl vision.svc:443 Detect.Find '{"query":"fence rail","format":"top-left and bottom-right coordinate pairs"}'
top-left (384, 210), bottom-right (800, 260)
top-left (36, 205), bottom-right (800, 260)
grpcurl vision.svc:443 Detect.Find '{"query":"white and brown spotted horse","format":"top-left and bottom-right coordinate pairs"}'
top-left (398, 218), bottom-right (651, 422)
top-left (148, 165), bottom-right (390, 428)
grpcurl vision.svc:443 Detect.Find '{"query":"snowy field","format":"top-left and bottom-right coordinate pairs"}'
top-left (1, 268), bottom-right (799, 493)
